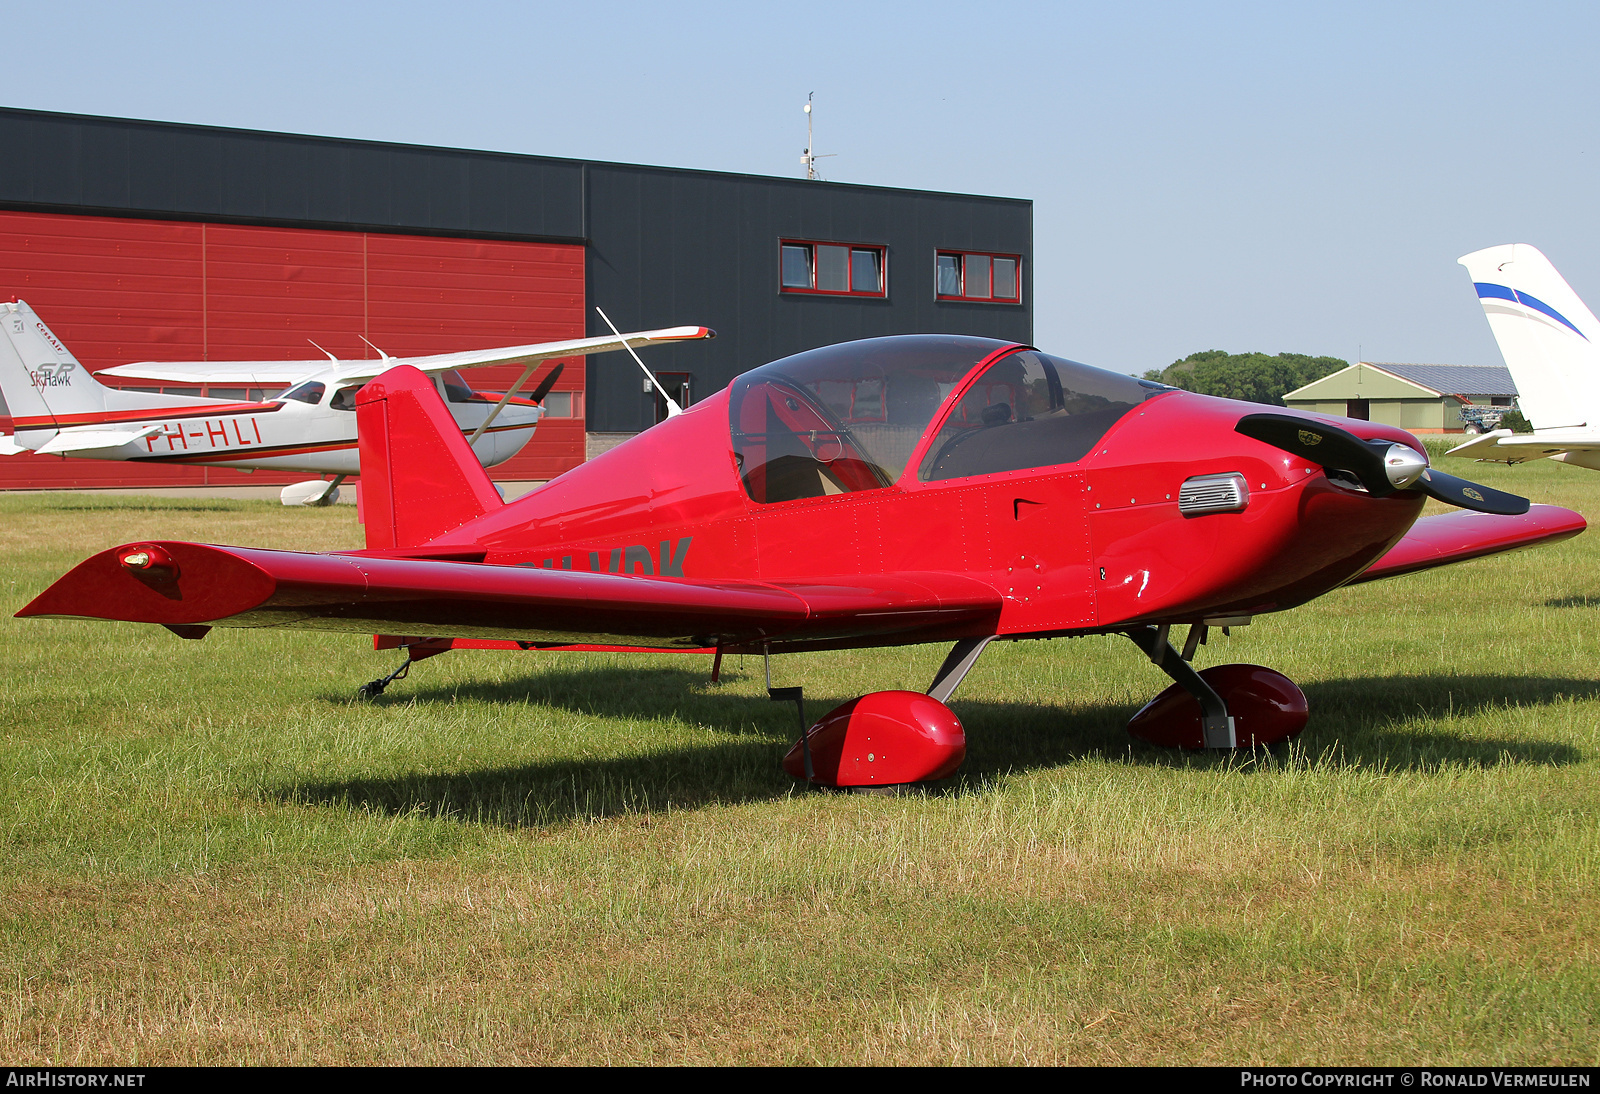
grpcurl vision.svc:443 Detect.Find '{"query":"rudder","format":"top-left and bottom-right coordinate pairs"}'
top-left (356, 364), bottom-right (503, 549)
top-left (0, 301), bottom-right (109, 428)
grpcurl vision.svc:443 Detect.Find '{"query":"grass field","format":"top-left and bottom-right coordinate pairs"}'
top-left (1, 452), bottom-right (1598, 1065)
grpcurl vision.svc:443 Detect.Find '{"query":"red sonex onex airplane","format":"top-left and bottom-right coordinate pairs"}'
top-left (18, 335), bottom-right (1587, 787)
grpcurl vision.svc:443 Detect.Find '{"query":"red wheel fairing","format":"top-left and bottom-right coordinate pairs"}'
top-left (1127, 664), bottom-right (1308, 749)
top-left (782, 690), bottom-right (966, 786)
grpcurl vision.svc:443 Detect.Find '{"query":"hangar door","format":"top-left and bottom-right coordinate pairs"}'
top-left (0, 210), bottom-right (586, 489)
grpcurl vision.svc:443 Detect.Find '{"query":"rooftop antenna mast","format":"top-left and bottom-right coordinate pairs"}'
top-left (800, 93), bottom-right (834, 181)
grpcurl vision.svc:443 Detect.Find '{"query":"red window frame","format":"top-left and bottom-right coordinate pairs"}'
top-left (780, 238), bottom-right (889, 297)
top-left (936, 250), bottom-right (1023, 303)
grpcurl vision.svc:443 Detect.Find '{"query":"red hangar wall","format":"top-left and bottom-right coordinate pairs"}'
top-left (0, 210), bottom-right (585, 489)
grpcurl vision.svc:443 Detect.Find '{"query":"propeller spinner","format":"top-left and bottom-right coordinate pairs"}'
top-left (1235, 412), bottom-right (1529, 516)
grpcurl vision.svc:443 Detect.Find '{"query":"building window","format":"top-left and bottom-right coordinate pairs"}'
top-left (780, 240), bottom-right (887, 297)
top-left (936, 251), bottom-right (1022, 302)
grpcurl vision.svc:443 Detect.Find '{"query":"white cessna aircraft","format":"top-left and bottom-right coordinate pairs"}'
top-left (1448, 244), bottom-right (1600, 472)
top-left (0, 300), bottom-right (712, 504)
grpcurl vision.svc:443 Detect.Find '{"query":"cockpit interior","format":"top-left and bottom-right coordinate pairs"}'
top-left (729, 335), bottom-right (1164, 503)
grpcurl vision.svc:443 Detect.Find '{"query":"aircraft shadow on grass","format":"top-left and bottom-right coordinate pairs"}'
top-left (286, 665), bottom-right (1592, 828)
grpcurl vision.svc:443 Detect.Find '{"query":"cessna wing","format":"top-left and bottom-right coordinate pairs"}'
top-left (98, 325), bottom-right (716, 387)
top-left (91, 360), bottom-right (323, 387)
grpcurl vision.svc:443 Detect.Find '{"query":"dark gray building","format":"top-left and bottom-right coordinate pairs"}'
top-left (0, 106), bottom-right (1031, 465)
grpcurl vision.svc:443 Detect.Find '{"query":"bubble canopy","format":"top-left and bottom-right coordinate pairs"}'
top-left (728, 334), bottom-right (1162, 504)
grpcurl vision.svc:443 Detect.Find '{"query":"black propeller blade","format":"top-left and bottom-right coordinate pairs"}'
top-left (1411, 467), bottom-right (1530, 516)
top-left (1235, 413), bottom-right (1391, 494)
top-left (529, 361), bottom-right (565, 404)
top-left (1235, 412), bottom-right (1529, 516)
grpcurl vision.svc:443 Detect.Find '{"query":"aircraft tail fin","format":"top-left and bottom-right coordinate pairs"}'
top-left (355, 364), bottom-right (503, 550)
top-left (0, 301), bottom-right (110, 429)
top-left (1459, 245), bottom-right (1600, 430)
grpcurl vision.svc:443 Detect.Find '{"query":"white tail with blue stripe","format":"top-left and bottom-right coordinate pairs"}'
top-left (1459, 244), bottom-right (1600, 431)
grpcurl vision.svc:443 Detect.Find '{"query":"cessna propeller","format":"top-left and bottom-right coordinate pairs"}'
top-left (1236, 412), bottom-right (1530, 516)
top-left (528, 361), bottom-right (566, 404)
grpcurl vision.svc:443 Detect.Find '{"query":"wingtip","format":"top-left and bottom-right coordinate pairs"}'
top-left (658, 326), bottom-right (715, 341)
top-left (16, 542), bottom-right (278, 624)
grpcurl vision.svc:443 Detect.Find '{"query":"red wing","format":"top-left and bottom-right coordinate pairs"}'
top-left (1348, 504), bottom-right (1586, 585)
top-left (16, 541), bottom-right (1002, 652)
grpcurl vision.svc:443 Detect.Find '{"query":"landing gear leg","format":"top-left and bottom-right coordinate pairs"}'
top-left (927, 635), bottom-right (995, 703)
top-left (769, 685), bottom-right (813, 782)
top-left (1126, 625), bottom-right (1236, 748)
top-left (765, 643), bottom-right (814, 782)
top-left (315, 474), bottom-right (347, 507)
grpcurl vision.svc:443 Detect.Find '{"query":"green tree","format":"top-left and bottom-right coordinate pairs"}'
top-left (1148, 350), bottom-right (1347, 406)
top-left (1499, 408), bottom-right (1531, 433)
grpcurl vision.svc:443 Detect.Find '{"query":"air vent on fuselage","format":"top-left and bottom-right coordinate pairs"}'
top-left (1178, 472), bottom-right (1249, 515)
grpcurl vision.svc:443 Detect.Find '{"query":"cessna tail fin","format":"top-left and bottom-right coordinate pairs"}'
top-left (1459, 245), bottom-right (1600, 430)
top-left (355, 364), bottom-right (503, 550)
top-left (0, 301), bottom-right (110, 428)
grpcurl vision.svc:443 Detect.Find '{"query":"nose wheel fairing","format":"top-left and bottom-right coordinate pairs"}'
top-left (1125, 625), bottom-right (1307, 750)
top-left (1128, 663), bottom-right (1309, 750)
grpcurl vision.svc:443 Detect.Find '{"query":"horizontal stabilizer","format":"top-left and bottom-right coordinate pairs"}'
top-left (0, 434), bottom-right (26, 455)
top-left (35, 424), bottom-right (164, 454)
top-left (1347, 504), bottom-right (1586, 585)
top-left (1445, 428), bottom-right (1600, 464)
top-left (16, 542), bottom-right (1003, 651)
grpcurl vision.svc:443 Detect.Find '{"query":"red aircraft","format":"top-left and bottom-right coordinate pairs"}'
top-left (18, 335), bottom-right (1587, 787)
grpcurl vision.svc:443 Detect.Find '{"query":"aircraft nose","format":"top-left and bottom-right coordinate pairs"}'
top-left (1236, 412), bottom-right (1528, 515)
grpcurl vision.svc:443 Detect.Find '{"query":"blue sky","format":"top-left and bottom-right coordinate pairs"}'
top-left (3, 0), bottom-right (1597, 375)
